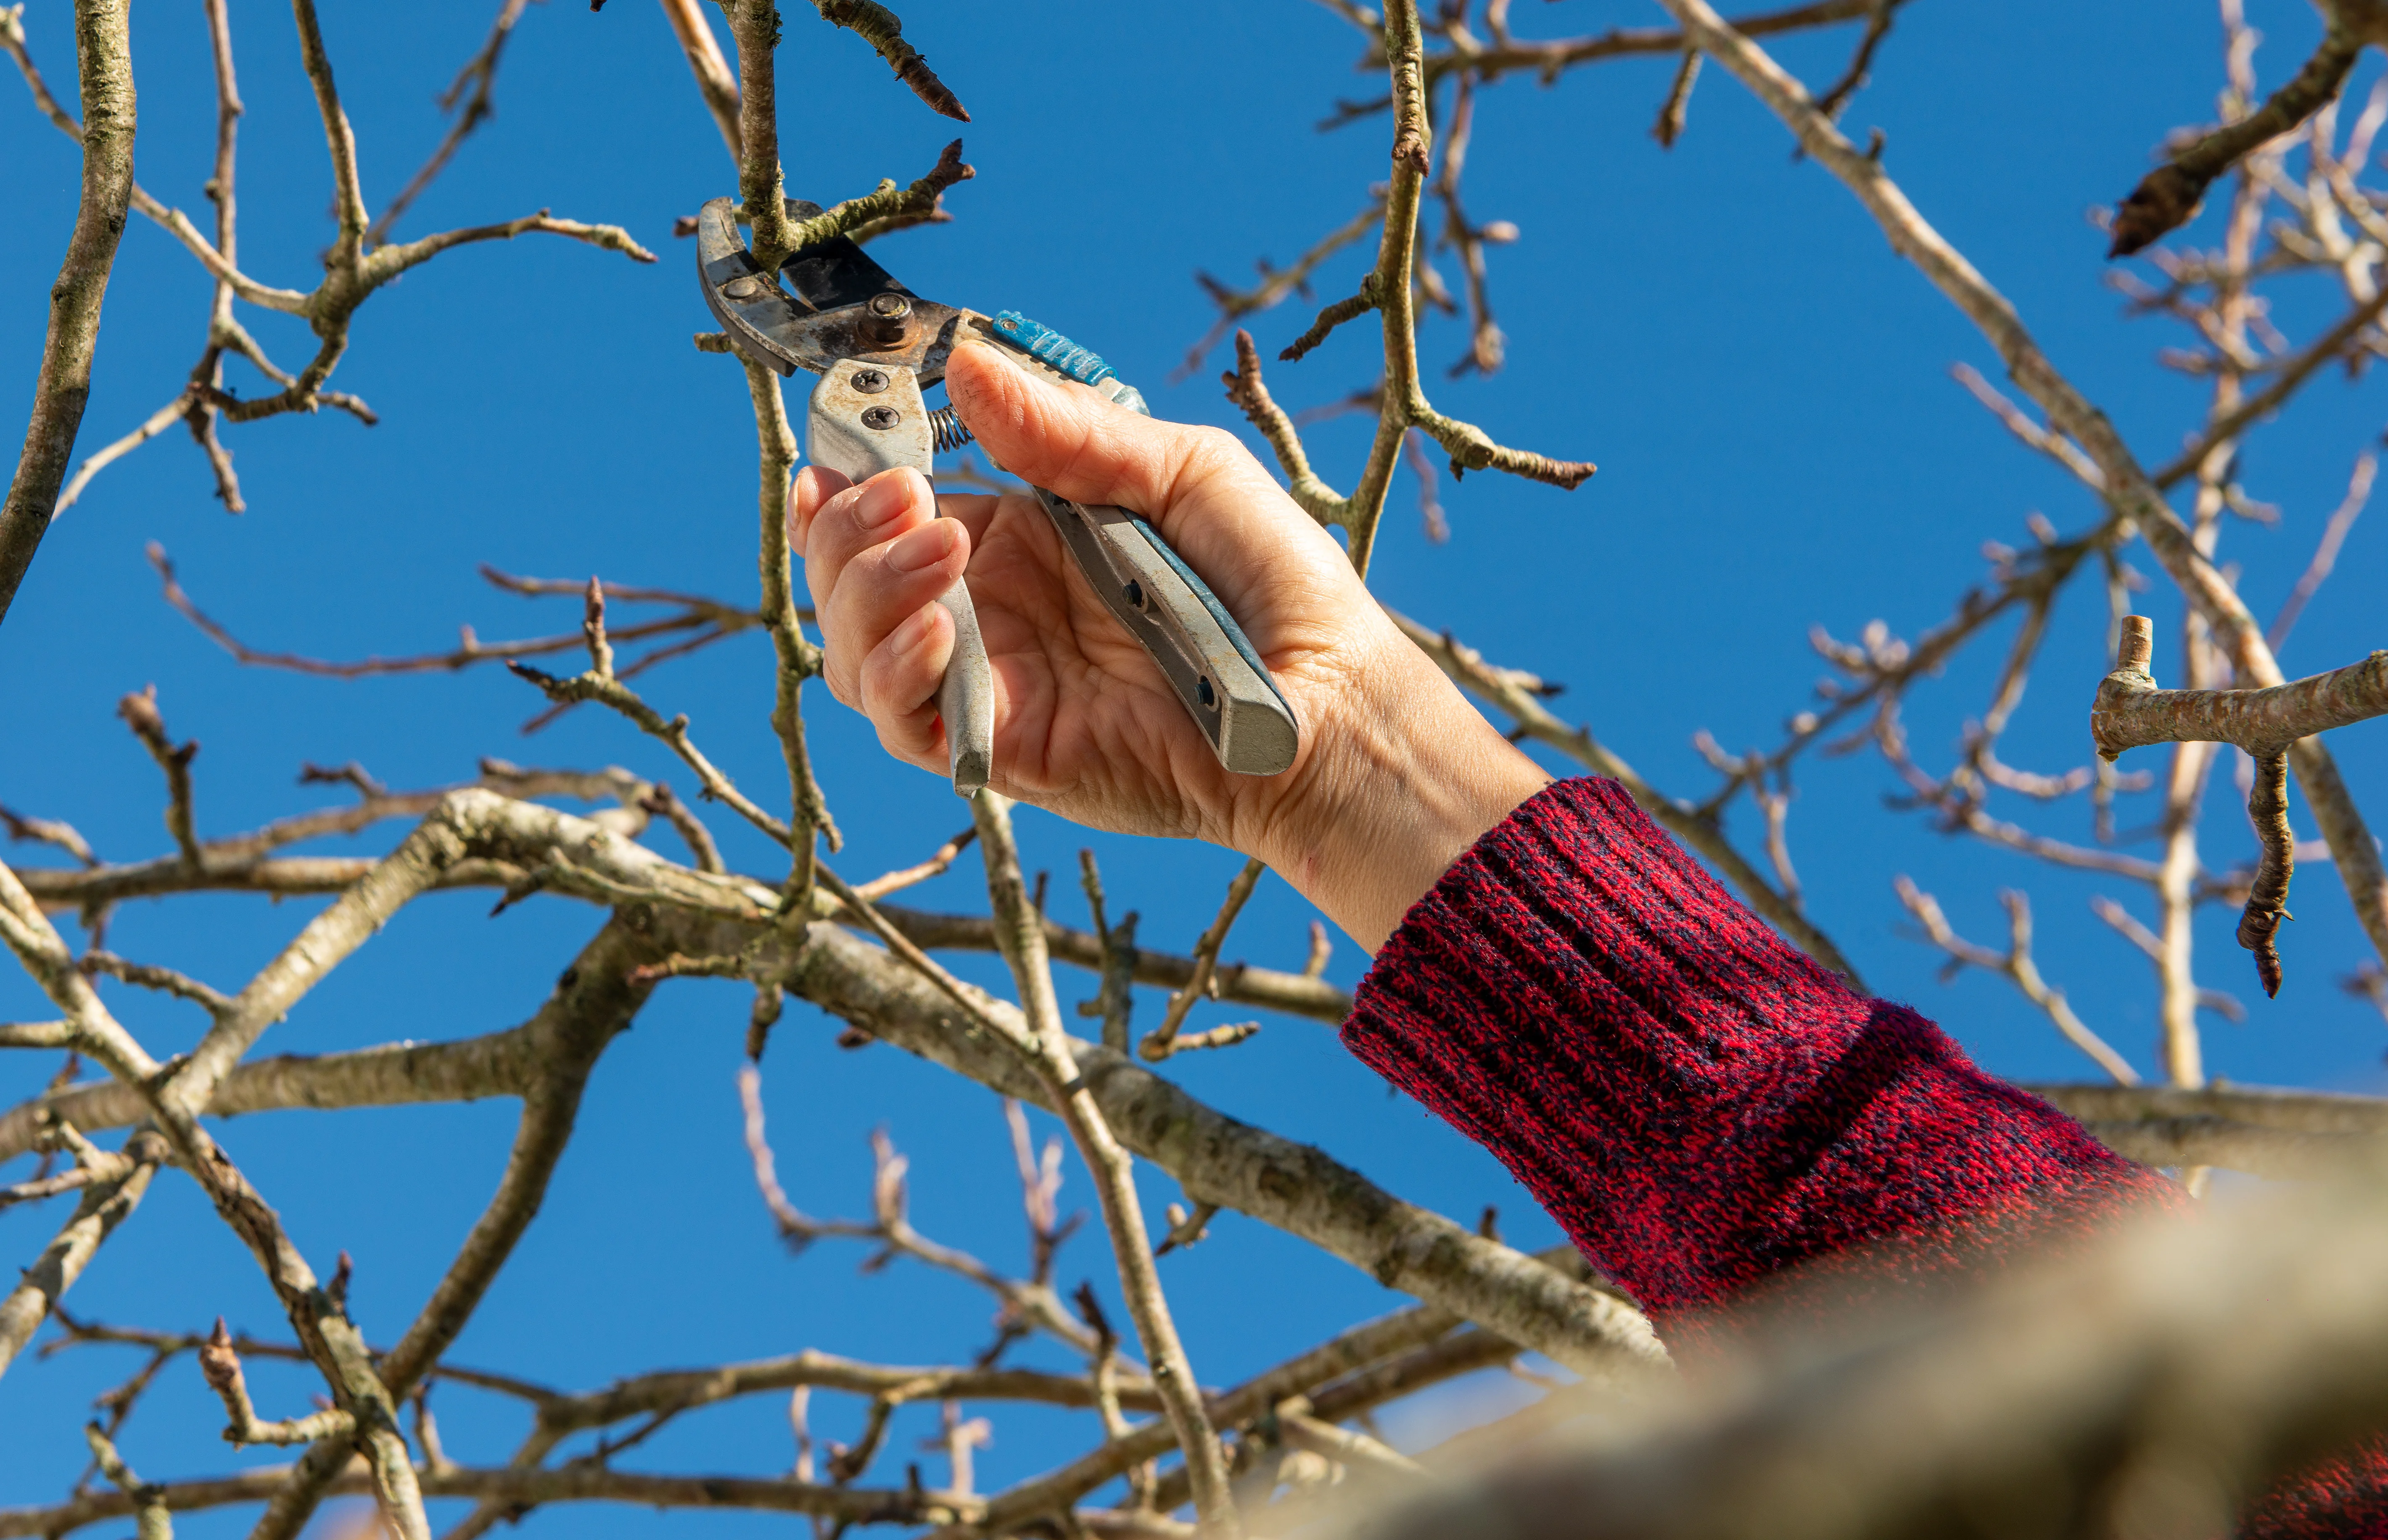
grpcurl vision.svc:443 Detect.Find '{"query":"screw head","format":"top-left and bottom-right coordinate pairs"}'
top-left (868, 293), bottom-right (911, 319)
top-left (721, 275), bottom-right (763, 301)
top-left (860, 406), bottom-right (899, 431)
top-left (850, 369), bottom-right (890, 394)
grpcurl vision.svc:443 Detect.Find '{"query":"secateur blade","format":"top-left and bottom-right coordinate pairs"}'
top-left (694, 197), bottom-right (967, 382)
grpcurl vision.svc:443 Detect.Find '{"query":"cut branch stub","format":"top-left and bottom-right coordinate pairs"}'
top-left (2092, 614), bottom-right (2388, 762)
top-left (2089, 614), bottom-right (2388, 996)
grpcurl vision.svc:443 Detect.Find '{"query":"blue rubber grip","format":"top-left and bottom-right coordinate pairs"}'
top-left (992, 310), bottom-right (1119, 389)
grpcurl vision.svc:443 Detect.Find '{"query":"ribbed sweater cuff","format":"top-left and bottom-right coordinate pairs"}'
top-left (1342, 777), bottom-right (2175, 1326)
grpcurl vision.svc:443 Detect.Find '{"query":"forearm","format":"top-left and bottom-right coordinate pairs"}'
top-left (1339, 778), bottom-right (2182, 1335)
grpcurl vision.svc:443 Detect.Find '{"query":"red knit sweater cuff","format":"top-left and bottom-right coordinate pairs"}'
top-left (1342, 776), bottom-right (2177, 1326)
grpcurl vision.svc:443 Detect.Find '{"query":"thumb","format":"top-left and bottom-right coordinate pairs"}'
top-left (945, 338), bottom-right (1271, 520)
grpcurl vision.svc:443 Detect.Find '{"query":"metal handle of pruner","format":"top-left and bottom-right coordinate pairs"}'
top-left (805, 362), bottom-right (993, 796)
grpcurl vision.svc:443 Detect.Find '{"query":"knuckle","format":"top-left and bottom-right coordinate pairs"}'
top-left (1178, 424), bottom-right (1245, 467)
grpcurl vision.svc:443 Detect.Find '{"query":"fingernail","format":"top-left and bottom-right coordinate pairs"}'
top-left (853, 473), bottom-right (913, 528)
top-left (888, 604), bottom-right (937, 655)
top-left (887, 519), bottom-right (956, 573)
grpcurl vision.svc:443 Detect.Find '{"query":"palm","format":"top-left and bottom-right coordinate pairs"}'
top-left (941, 487), bottom-right (1322, 844)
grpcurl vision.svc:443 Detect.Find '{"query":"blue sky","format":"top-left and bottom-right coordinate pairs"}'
top-left (3, 0), bottom-right (2385, 1533)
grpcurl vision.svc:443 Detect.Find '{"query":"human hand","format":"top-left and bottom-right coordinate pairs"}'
top-left (790, 339), bottom-right (1548, 948)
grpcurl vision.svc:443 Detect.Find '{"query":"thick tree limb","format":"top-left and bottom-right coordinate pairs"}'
top-left (1892, 879), bottom-right (2138, 1084)
top-left (10, 796), bottom-right (1648, 1379)
top-left (960, 1303), bottom-right (1465, 1535)
top-left (2027, 1080), bottom-right (2388, 1136)
top-left (2075, 1113), bottom-right (2365, 1180)
top-left (729, 914), bottom-right (1663, 1377)
top-left (1347, 1150), bottom-right (2388, 1540)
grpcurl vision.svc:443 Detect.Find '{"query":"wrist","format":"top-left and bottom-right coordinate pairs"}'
top-left (1247, 635), bottom-right (1550, 951)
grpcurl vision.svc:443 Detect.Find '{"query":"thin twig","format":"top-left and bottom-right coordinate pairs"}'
top-left (1140, 859), bottom-right (1265, 1062)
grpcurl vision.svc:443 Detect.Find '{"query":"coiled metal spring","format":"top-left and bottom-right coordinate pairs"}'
top-left (928, 406), bottom-right (974, 454)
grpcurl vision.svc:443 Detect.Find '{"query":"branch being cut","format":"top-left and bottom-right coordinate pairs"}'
top-left (737, 353), bottom-right (841, 907)
top-left (785, 140), bottom-right (975, 253)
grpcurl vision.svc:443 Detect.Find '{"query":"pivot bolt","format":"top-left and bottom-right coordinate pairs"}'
top-left (851, 369), bottom-right (890, 394)
top-left (861, 406), bottom-right (900, 430)
top-left (867, 292), bottom-right (911, 344)
top-left (721, 275), bottom-right (764, 300)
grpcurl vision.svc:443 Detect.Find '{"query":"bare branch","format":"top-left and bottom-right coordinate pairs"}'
top-left (79, 1424), bottom-right (168, 1540)
top-left (0, 0), bottom-right (135, 626)
top-left (1651, 0), bottom-right (2388, 973)
top-left (802, 0), bottom-right (968, 122)
top-left (2109, 20), bottom-right (2363, 257)
top-left (365, 0), bottom-right (534, 248)
top-left (115, 686), bottom-right (200, 870)
top-left (1140, 858), bottom-right (1264, 1062)
top-left (1390, 609), bottom-right (1862, 986)
top-left (657, 0), bottom-right (742, 158)
top-left (198, 1318), bottom-right (355, 1446)
top-left (1892, 878), bottom-right (2140, 1084)
top-left (1652, 47), bottom-right (1701, 147)
top-left (2094, 614), bottom-right (2388, 761)
top-left (968, 791), bottom-right (1238, 1532)
top-left (2270, 451), bottom-right (2373, 651)
top-left (855, 826), bottom-right (977, 900)
top-left (0, 1129), bottom-right (164, 1377)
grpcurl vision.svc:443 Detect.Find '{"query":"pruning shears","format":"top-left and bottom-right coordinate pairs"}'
top-left (695, 197), bottom-right (1300, 799)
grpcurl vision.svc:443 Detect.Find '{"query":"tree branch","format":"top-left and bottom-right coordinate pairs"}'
top-left (967, 793), bottom-right (1238, 1532)
top-left (0, 0), bottom-right (134, 626)
top-left (1650, 0), bottom-right (2388, 976)
top-left (2109, 20), bottom-right (2364, 257)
